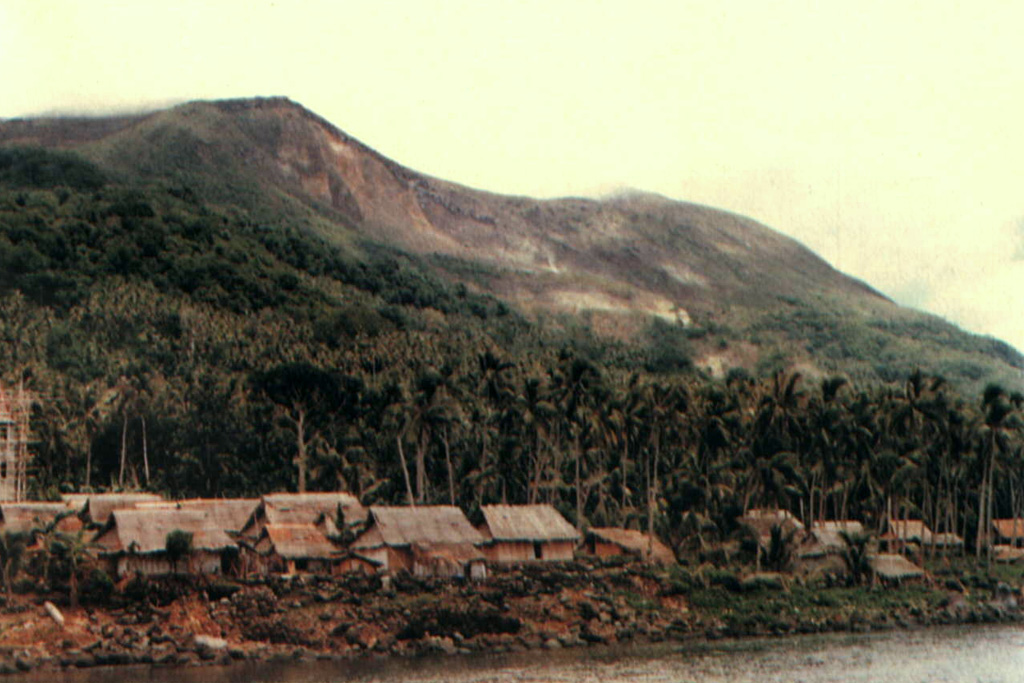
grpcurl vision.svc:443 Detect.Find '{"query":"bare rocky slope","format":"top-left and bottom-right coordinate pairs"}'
top-left (2, 97), bottom-right (1020, 388)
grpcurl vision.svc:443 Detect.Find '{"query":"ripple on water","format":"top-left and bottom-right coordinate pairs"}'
top-left (13, 625), bottom-right (1024, 683)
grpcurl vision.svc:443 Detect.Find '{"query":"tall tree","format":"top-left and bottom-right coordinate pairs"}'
top-left (254, 363), bottom-right (342, 493)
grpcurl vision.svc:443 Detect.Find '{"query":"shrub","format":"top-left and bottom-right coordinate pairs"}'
top-left (207, 582), bottom-right (242, 601)
top-left (706, 568), bottom-right (742, 592)
top-left (80, 569), bottom-right (115, 605)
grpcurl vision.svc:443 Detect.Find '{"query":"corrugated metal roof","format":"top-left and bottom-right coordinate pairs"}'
top-left (588, 527), bottom-right (675, 564)
top-left (480, 505), bottom-right (579, 542)
top-left (96, 509), bottom-right (236, 555)
top-left (352, 506), bottom-right (483, 549)
top-left (259, 524), bottom-right (339, 560)
top-left (869, 553), bottom-right (925, 579)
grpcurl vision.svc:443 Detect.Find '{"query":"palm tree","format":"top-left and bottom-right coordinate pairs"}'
top-left (975, 385), bottom-right (1022, 564)
top-left (549, 352), bottom-right (603, 527)
top-left (50, 528), bottom-right (97, 608)
top-left (764, 523), bottom-right (798, 573)
top-left (838, 530), bottom-right (872, 585)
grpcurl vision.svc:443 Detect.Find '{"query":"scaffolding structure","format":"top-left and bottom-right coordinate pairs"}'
top-left (0, 382), bottom-right (34, 502)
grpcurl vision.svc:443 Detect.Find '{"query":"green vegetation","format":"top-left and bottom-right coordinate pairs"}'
top-left (687, 580), bottom-right (949, 633)
top-left (165, 529), bottom-right (193, 574)
top-left (1, 147), bottom-right (1024, 565)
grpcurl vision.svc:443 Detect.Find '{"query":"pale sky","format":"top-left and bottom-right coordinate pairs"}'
top-left (2, 0), bottom-right (1022, 355)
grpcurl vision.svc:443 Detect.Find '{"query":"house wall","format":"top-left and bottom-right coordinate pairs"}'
top-left (354, 546), bottom-right (412, 573)
top-left (242, 551), bottom-right (343, 576)
top-left (485, 541), bottom-right (535, 563)
top-left (114, 551), bottom-right (224, 579)
top-left (590, 539), bottom-right (625, 559)
top-left (307, 559), bottom-right (335, 574)
top-left (413, 558), bottom-right (461, 579)
top-left (485, 540), bottom-right (574, 563)
top-left (540, 540), bottom-right (575, 561)
top-left (337, 557), bottom-right (378, 575)
top-left (387, 547), bottom-right (413, 572)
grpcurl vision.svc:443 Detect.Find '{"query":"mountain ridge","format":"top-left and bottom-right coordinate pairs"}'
top-left (1, 96), bottom-right (1020, 390)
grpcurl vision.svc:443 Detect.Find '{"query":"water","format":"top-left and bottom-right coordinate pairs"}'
top-left (13, 625), bottom-right (1024, 682)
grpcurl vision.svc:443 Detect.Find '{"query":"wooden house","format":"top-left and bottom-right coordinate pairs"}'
top-left (249, 523), bottom-right (343, 575)
top-left (62, 492), bottom-right (165, 527)
top-left (93, 509), bottom-right (238, 578)
top-left (351, 506), bottom-right (487, 580)
top-left (477, 504), bottom-right (579, 563)
top-left (584, 527), bottom-right (675, 565)
top-left (239, 492), bottom-right (366, 540)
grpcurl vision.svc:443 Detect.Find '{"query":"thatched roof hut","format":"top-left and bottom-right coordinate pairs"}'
top-left (255, 524), bottom-right (339, 561)
top-left (738, 509), bottom-right (804, 548)
top-left (411, 543), bottom-right (487, 579)
top-left (62, 492), bottom-right (165, 526)
top-left (585, 527), bottom-right (675, 565)
top-left (135, 499), bottom-right (259, 534)
top-left (263, 493), bottom-right (367, 524)
top-left (479, 505), bottom-right (578, 542)
top-left (355, 506), bottom-right (484, 548)
top-left (94, 508), bottom-right (238, 578)
top-left (992, 519), bottom-right (1024, 545)
top-left (95, 509), bottom-right (236, 555)
top-left (869, 553), bottom-right (925, 582)
top-left (240, 492), bottom-right (366, 539)
top-left (882, 519), bottom-right (962, 549)
top-left (0, 502), bottom-right (81, 534)
top-left (478, 505), bottom-right (579, 563)
top-left (351, 506), bottom-right (485, 578)
top-left (799, 521), bottom-right (865, 558)
top-left (883, 519), bottom-right (930, 543)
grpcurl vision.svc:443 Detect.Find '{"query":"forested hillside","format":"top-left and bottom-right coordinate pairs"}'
top-left (4, 98), bottom-right (1021, 393)
top-left (1, 142), bottom-right (1023, 557)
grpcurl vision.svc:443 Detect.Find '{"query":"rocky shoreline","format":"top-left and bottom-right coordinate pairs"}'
top-left (0, 559), bottom-right (1021, 676)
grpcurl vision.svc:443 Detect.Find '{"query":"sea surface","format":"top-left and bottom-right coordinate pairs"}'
top-left (13, 624), bottom-right (1024, 682)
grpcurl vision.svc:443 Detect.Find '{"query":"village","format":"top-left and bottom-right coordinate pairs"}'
top-left (6, 491), bottom-right (1024, 586)
top-left (0, 488), bottom-right (1021, 673)
top-left (0, 385), bottom-right (1023, 674)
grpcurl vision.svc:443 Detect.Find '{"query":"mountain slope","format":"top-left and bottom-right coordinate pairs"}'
top-left (2, 97), bottom-right (1020, 390)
